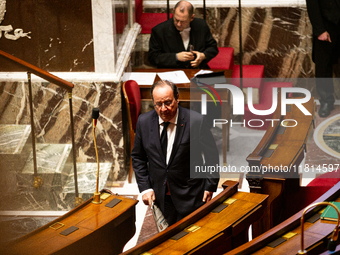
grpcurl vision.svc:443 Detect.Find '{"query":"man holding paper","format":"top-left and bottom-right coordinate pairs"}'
top-left (148, 1), bottom-right (218, 69)
top-left (131, 80), bottom-right (219, 225)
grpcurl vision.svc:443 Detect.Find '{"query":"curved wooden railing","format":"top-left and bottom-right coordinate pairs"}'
top-left (245, 91), bottom-right (315, 237)
top-left (246, 89), bottom-right (283, 167)
top-left (225, 182), bottom-right (340, 255)
top-left (121, 181), bottom-right (239, 255)
top-left (0, 49), bottom-right (74, 90)
top-left (0, 50), bottom-right (80, 202)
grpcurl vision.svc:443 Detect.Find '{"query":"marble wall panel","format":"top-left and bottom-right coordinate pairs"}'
top-left (0, 81), bottom-right (125, 181)
top-left (0, 0), bottom-right (94, 71)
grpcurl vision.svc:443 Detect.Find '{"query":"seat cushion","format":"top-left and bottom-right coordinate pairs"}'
top-left (208, 47), bottom-right (234, 70)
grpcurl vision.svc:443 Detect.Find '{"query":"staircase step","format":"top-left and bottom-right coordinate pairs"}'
top-left (245, 81), bottom-right (293, 130)
top-left (0, 125), bottom-right (32, 193)
top-left (231, 65), bottom-right (265, 104)
top-left (19, 143), bottom-right (73, 188)
top-left (0, 124), bottom-right (31, 154)
top-left (62, 162), bottom-right (112, 194)
top-left (208, 47), bottom-right (234, 70)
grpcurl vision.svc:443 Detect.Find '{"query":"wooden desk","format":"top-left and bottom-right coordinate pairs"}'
top-left (133, 68), bottom-right (233, 163)
top-left (225, 182), bottom-right (340, 255)
top-left (246, 92), bottom-right (315, 237)
top-left (1, 191), bottom-right (138, 255)
top-left (121, 181), bottom-right (268, 255)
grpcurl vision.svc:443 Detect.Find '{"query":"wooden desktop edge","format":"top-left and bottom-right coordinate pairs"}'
top-left (7, 190), bottom-right (138, 243)
top-left (224, 181), bottom-right (340, 255)
top-left (121, 180), bottom-right (240, 255)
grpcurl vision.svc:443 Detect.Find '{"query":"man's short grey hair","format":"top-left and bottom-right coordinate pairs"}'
top-left (151, 80), bottom-right (179, 101)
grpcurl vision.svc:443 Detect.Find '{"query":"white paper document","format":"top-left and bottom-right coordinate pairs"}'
top-left (121, 72), bottom-right (156, 85)
top-left (157, 70), bottom-right (190, 84)
top-left (194, 70), bottom-right (213, 76)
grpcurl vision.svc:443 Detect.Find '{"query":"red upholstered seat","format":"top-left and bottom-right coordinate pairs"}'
top-left (231, 65), bottom-right (264, 89)
top-left (115, 0), bottom-right (172, 34)
top-left (139, 13), bottom-right (172, 34)
top-left (122, 80), bottom-right (141, 182)
top-left (279, 171), bottom-right (340, 223)
top-left (307, 171), bottom-right (340, 187)
top-left (136, 0), bottom-right (172, 34)
top-left (291, 171), bottom-right (340, 213)
top-left (208, 47), bottom-right (234, 70)
top-left (231, 65), bottom-right (264, 108)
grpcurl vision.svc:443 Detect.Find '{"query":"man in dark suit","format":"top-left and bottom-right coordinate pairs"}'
top-left (148, 1), bottom-right (218, 69)
top-left (132, 80), bottom-right (219, 225)
top-left (306, 0), bottom-right (340, 117)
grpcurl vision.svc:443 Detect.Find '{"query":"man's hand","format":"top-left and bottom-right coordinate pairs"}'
top-left (142, 190), bottom-right (155, 205)
top-left (177, 51), bottom-right (195, 62)
top-left (202, 191), bottom-right (213, 203)
top-left (318, 31), bottom-right (332, 42)
top-left (191, 51), bottom-right (206, 68)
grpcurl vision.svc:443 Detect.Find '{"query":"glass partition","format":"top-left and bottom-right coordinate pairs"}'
top-left (0, 76), bottom-right (120, 244)
top-left (115, 0), bottom-right (135, 60)
top-left (0, 0), bottom-right (137, 247)
top-left (0, 79), bottom-right (79, 243)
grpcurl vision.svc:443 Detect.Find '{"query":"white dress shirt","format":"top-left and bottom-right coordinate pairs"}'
top-left (180, 27), bottom-right (191, 50)
top-left (141, 110), bottom-right (178, 196)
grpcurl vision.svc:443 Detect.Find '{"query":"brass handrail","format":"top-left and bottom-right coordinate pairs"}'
top-left (0, 50), bottom-right (80, 205)
top-left (0, 49), bottom-right (74, 91)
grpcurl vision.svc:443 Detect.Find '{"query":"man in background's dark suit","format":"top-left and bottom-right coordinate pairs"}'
top-left (148, 1), bottom-right (218, 69)
top-left (132, 80), bottom-right (219, 225)
top-left (306, 0), bottom-right (340, 117)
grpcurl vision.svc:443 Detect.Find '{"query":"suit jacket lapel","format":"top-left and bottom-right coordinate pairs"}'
top-left (150, 111), bottom-right (166, 162)
top-left (189, 21), bottom-right (194, 49)
top-left (168, 107), bottom-right (187, 166)
top-left (167, 19), bottom-right (186, 52)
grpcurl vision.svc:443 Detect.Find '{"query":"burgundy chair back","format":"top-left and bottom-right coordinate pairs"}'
top-left (123, 80), bottom-right (141, 131)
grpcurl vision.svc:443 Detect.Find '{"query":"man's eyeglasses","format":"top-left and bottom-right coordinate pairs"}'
top-left (154, 100), bottom-right (174, 109)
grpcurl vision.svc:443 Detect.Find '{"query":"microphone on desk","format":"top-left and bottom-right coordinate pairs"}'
top-left (91, 107), bottom-right (102, 204)
top-left (92, 107), bottom-right (100, 128)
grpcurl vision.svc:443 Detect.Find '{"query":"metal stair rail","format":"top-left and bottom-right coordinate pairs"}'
top-left (0, 49), bottom-right (82, 205)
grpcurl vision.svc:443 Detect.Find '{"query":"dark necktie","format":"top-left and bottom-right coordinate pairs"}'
top-left (160, 122), bottom-right (170, 161)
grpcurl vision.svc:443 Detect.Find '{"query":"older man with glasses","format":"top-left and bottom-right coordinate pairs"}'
top-left (132, 80), bottom-right (219, 226)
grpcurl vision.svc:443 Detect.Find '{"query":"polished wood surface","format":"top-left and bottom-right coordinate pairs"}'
top-left (121, 181), bottom-right (268, 255)
top-left (0, 49), bottom-right (74, 90)
top-left (133, 68), bottom-right (232, 100)
top-left (246, 92), bottom-right (315, 237)
top-left (132, 68), bottom-right (232, 161)
top-left (225, 182), bottom-right (340, 255)
top-left (2, 191), bottom-right (138, 255)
